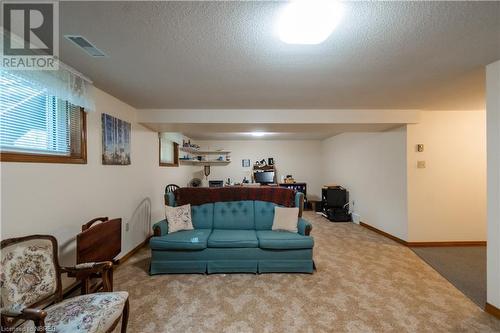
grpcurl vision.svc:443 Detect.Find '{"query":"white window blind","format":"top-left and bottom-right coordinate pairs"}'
top-left (0, 71), bottom-right (82, 156)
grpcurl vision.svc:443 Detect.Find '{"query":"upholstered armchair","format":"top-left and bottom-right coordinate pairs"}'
top-left (1, 235), bottom-right (129, 333)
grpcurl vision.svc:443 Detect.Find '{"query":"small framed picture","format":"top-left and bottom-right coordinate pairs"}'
top-left (242, 159), bottom-right (250, 167)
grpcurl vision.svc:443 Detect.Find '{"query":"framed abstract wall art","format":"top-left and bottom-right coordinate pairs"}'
top-left (101, 113), bottom-right (131, 165)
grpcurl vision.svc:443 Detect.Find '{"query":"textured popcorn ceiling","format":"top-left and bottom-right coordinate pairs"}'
top-left (60, 1), bottom-right (500, 110)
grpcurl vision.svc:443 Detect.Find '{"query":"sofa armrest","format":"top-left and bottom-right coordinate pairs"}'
top-left (295, 192), bottom-right (304, 218)
top-left (298, 218), bottom-right (312, 236)
top-left (153, 219), bottom-right (168, 236)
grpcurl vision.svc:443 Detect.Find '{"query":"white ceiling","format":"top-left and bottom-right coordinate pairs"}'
top-left (60, 1), bottom-right (500, 111)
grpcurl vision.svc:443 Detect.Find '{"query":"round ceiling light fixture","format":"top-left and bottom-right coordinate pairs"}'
top-left (276, 0), bottom-right (345, 45)
top-left (250, 132), bottom-right (267, 137)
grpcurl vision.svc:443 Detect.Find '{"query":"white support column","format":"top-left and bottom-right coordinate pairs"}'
top-left (487, 60), bottom-right (500, 310)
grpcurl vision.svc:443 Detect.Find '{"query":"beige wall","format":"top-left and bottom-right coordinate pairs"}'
top-left (407, 111), bottom-right (487, 242)
top-left (321, 127), bottom-right (409, 240)
top-left (0, 88), bottom-right (194, 274)
top-left (0, 83), bottom-right (491, 291)
top-left (486, 60), bottom-right (500, 309)
top-left (194, 140), bottom-right (323, 200)
top-left (320, 111), bottom-right (487, 243)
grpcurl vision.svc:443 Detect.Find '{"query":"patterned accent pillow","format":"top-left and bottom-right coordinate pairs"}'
top-left (165, 204), bottom-right (194, 233)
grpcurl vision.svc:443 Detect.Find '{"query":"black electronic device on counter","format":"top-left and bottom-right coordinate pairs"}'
top-left (209, 180), bottom-right (224, 187)
top-left (254, 171), bottom-right (275, 184)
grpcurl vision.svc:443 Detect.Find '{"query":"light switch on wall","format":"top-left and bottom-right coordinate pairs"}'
top-left (417, 161), bottom-right (426, 168)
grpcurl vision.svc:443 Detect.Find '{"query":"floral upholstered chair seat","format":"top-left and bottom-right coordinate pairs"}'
top-left (44, 292), bottom-right (129, 333)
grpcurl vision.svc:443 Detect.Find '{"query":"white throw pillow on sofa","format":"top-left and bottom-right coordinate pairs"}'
top-left (272, 207), bottom-right (299, 233)
top-left (165, 204), bottom-right (194, 233)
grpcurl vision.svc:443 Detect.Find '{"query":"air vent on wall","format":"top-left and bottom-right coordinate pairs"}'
top-left (64, 35), bottom-right (107, 57)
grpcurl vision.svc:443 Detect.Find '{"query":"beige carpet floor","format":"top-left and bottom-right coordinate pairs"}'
top-left (113, 212), bottom-right (500, 333)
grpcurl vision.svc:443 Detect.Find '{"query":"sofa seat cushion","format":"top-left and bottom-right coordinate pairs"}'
top-left (256, 230), bottom-right (314, 250)
top-left (208, 229), bottom-right (258, 248)
top-left (150, 229), bottom-right (212, 251)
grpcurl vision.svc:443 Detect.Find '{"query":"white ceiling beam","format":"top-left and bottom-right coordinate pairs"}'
top-left (137, 109), bottom-right (421, 125)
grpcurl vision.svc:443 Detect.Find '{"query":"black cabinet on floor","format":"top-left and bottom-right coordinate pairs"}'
top-left (322, 187), bottom-right (348, 208)
top-left (322, 186), bottom-right (351, 222)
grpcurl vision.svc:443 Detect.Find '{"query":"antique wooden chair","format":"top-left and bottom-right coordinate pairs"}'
top-left (0, 235), bottom-right (129, 333)
top-left (165, 184), bottom-right (180, 194)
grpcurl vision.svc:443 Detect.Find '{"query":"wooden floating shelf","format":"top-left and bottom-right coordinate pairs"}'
top-left (180, 147), bottom-right (231, 154)
top-left (253, 165), bottom-right (275, 171)
top-left (179, 160), bottom-right (231, 165)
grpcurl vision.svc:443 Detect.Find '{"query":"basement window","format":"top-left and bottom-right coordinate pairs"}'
top-left (0, 71), bottom-right (87, 164)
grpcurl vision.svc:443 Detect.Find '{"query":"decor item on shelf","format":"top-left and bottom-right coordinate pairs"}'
top-left (178, 146), bottom-right (231, 166)
top-left (204, 165), bottom-right (211, 178)
top-left (189, 178), bottom-right (202, 187)
top-left (0, 235), bottom-right (129, 333)
top-left (242, 159), bottom-right (251, 167)
top-left (102, 113), bottom-right (131, 165)
top-left (284, 175), bottom-right (295, 184)
top-left (268, 158), bottom-right (274, 166)
top-left (254, 159), bottom-right (267, 167)
top-left (182, 139), bottom-right (200, 150)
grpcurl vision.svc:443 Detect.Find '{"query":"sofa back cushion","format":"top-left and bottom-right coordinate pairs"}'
top-left (213, 201), bottom-right (255, 229)
top-left (254, 201), bottom-right (278, 230)
top-left (191, 203), bottom-right (214, 229)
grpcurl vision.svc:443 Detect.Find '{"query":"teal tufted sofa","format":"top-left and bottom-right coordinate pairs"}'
top-left (150, 188), bottom-right (314, 274)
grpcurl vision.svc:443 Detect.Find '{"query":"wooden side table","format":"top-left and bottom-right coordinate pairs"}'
top-left (309, 200), bottom-right (320, 212)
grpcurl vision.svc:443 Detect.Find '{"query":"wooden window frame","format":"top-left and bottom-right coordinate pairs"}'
top-left (159, 140), bottom-right (179, 167)
top-left (0, 108), bottom-right (87, 164)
